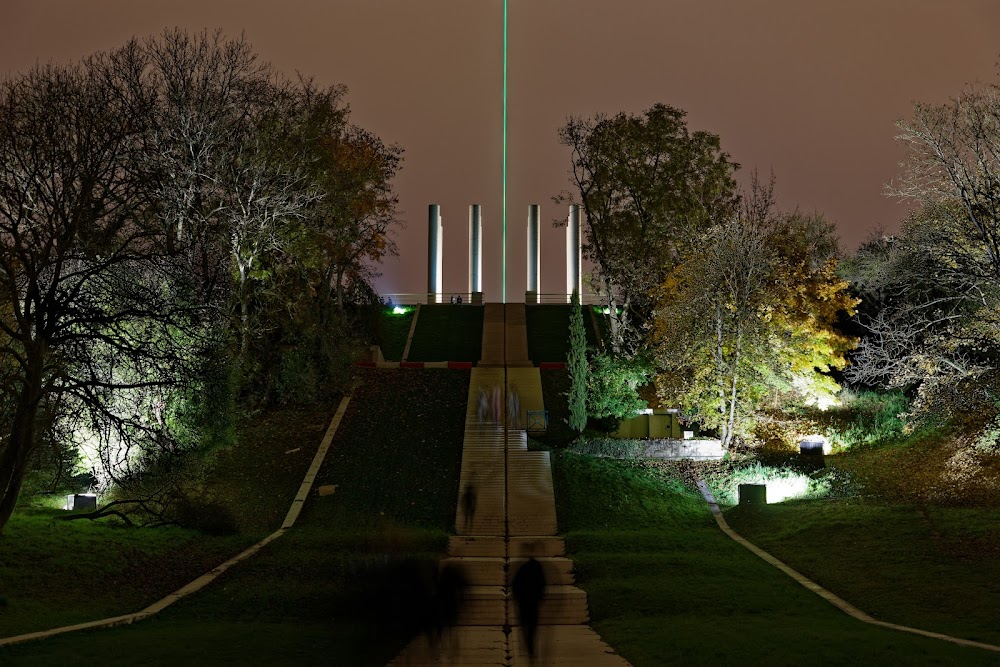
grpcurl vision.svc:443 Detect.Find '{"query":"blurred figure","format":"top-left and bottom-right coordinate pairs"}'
top-left (477, 387), bottom-right (489, 422)
top-left (426, 563), bottom-right (468, 659)
top-left (461, 480), bottom-right (477, 533)
top-left (491, 384), bottom-right (503, 426)
top-left (507, 385), bottom-right (521, 429)
top-left (512, 551), bottom-right (546, 661)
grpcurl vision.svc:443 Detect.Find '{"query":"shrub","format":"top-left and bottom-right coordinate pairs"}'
top-left (586, 353), bottom-right (651, 421)
top-left (275, 344), bottom-right (320, 404)
top-left (823, 389), bottom-right (908, 450)
top-left (568, 438), bottom-right (645, 459)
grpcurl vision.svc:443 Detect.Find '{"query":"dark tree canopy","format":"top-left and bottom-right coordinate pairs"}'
top-left (557, 103), bottom-right (738, 355)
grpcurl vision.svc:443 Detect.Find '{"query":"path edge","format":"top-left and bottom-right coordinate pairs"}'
top-left (695, 478), bottom-right (1000, 654)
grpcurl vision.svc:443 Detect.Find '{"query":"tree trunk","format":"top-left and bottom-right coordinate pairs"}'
top-left (725, 323), bottom-right (743, 450)
top-left (237, 263), bottom-right (249, 356)
top-left (714, 299), bottom-right (730, 447)
top-left (0, 351), bottom-right (44, 535)
top-left (602, 277), bottom-right (624, 355)
top-left (335, 268), bottom-right (345, 310)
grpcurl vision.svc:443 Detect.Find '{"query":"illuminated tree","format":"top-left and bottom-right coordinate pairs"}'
top-left (557, 104), bottom-right (738, 355)
top-left (0, 56), bottom-right (205, 534)
top-left (652, 178), bottom-right (857, 448)
top-left (0, 31), bottom-right (404, 532)
top-left (586, 352), bottom-right (650, 422)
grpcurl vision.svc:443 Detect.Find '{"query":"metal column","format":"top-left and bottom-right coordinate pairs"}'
top-left (566, 204), bottom-right (582, 302)
top-left (469, 204), bottom-right (483, 304)
top-left (428, 204), bottom-right (442, 304)
top-left (526, 205), bottom-right (540, 303)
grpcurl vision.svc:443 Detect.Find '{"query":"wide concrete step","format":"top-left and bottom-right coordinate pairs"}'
top-left (508, 557), bottom-right (575, 586)
top-left (456, 586), bottom-right (507, 626)
top-left (447, 535), bottom-right (567, 558)
top-left (441, 556), bottom-right (576, 587)
top-left (441, 557), bottom-right (506, 586)
top-left (509, 536), bottom-right (565, 558)
top-left (448, 536), bottom-right (507, 558)
top-left (390, 626), bottom-right (507, 666)
top-left (509, 625), bottom-right (631, 666)
top-left (508, 585), bottom-right (590, 626)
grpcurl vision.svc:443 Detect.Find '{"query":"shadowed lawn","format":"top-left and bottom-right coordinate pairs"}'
top-left (551, 452), bottom-right (1000, 665)
top-left (525, 304), bottom-right (603, 363)
top-left (0, 402), bottom-right (339, 638)
top-left (406, 304), bottom-right (483, 362)
top-left (727, 499), bottom-right (1000, 646)
top-left (0, 369), bottom-right (469, 664)
top-left (537, 368), bottom-right (577, 448)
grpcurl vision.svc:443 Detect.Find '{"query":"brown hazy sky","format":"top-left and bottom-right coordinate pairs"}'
top-left (4, 1), bottom-right (999, 300)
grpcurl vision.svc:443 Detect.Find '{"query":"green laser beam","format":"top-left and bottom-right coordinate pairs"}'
top-left (502, 0), bottom-right (508, 303)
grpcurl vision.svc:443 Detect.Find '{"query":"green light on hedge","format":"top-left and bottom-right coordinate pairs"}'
top-left (392, 306), bottom-right (408, 315)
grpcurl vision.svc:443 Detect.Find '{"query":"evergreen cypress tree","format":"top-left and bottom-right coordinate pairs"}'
top-left (567, 290), bottom-right (588, 433)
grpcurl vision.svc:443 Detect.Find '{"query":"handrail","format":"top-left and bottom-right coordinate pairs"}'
top-left (379, 292), bottom-right (604, 305)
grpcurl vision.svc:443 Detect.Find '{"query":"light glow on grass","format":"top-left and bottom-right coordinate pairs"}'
top-left (763, 476), bottom-right (811, 504)
top-left (716, 461), bottom-right (830, 505)
top-left (392, 306), bottom-right (408, 315)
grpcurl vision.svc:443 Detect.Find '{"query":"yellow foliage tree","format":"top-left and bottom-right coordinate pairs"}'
top-left (651, 180), bottom-right (857, 448)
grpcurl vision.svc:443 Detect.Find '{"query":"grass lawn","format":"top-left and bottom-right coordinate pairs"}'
top-left (0, 401), bottom-right (337, 638)
top-left (550, 452), bottom-right (1000, 665)
top-left (727, 499), bottom-right (1000, 646)
top-left (376, 306), bottom-right (415, 361)
top-left (406, 305), bottom-right (483, 362)
top-left (0, 369), bottom-right (470, 664)
top-left (525, 304), bottom-right (603, 363)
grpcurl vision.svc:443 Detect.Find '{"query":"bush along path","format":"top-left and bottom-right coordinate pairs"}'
top-left (389, 303), bottom-right (630, 666)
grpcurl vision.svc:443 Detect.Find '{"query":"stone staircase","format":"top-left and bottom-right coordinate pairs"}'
top-left (388, 305), bottom-right (629, 666)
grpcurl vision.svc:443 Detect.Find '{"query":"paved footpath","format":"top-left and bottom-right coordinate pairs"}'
top-left (389, 304), bottom-right (629, 666)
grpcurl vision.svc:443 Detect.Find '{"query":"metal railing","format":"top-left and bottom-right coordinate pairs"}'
top-left (528, 292), bottom-right (603, 305)
top-left (379, 292), bottom-right (604, 305)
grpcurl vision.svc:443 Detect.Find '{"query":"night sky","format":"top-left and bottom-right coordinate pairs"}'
top-left (3, 1), bottom-right (999, 301)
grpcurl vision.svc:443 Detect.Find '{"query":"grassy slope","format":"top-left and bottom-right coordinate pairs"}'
top-left (376, 307), bottom-right (415, 361)
top-left (406, 305), bottom-right (483, 362)
top-left (728, 500), bottom-right (1000, 646)
top-left (525, 304), bottom-right (602, 363)
top-left (723, 425), bottom-right (1000, 648)
top-left (551, 453), bottom-right (1000, 665)
top-left (0, 369), bottom-right (469, 665)
top-left (537, 368), bottom-right (577, 448)
top-left (0, 402), bottom-right (337, 637)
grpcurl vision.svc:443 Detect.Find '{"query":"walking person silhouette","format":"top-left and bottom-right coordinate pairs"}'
top-left (461, 480), bottom-right (477, 533)
top-left (512, 549), bottom-right (546, 661)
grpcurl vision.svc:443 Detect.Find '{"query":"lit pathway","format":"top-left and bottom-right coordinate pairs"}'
top-left (389, 304), bottom-right (629, 666)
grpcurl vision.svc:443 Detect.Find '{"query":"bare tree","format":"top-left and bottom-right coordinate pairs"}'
top-left (0, 57), bottom-right (203, 534)
top-left (894, 81), bottom-right (1000, 282)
